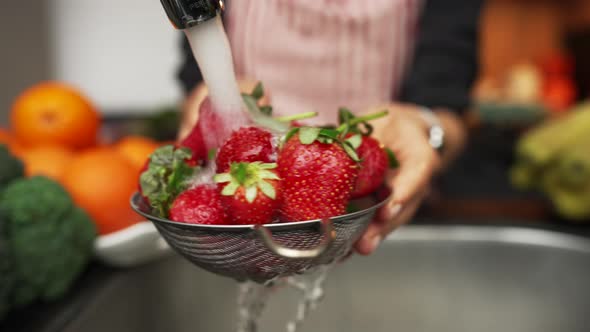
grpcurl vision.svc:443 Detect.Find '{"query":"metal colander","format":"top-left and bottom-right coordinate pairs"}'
top-left (130, 187), bottom-right (391, 283)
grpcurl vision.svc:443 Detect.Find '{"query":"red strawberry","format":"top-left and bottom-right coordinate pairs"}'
top-left (350, 136), bottom-right (389, 198)
top-left (169, 184), bottom-right (230, 225)
top-left (214, 162), bottom-right (281, 225)
top-left (337, 108), bottom-right (398, 198)
top-left (180, 97), bottom-right (251, 164)
top-left (215, 127), bottom-right (275, 173)
top-left (178, 98), bottom-right (213, 164)
top-left (277, 128), bottom-right (360, 221)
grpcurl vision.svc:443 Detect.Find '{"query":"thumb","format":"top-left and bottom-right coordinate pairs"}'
top-left (390, 148), bottom-right (437, 206)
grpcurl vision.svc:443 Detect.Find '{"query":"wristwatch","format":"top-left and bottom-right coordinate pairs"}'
top-left (417, 107), bottom-right (445, 153)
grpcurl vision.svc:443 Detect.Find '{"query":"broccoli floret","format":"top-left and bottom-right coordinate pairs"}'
top-left (0, 176), bottom-right (96, 309)
top-left (0, 225), bottom-right (16, 319)
top-left (0, 144), bottom-right (24, 187)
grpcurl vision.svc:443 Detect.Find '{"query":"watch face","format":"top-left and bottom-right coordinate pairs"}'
top-left (417, 108), bottom-right (445, 153)
top-left (429, 125), bottom-right (445, 151)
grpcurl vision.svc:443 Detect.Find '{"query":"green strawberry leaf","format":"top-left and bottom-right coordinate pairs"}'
top-left (338, 107), bottom-right (355, 124)
top-left (385, 147), bottom-right (400, 169)
top-left (251, 82), bottom-right (264, 100)
top-left (258, 180), bottom-right (276, 200)
top-left (346, 134), bottom-right (362, 149)
top-left (213, 173), bottom-right (232, 183)
top-left (260, 105), bottom-right (273, 116)
top-left (275, 112), bottom-right (318, 123)
top-left (259, 170), bottom-right (280, 180)
top-left (242, 94), bottom-right (289, 133)
top-left (299, 127), bottom-right (321, 144)
top-left (336, 108), bottom-right (388, 136)
top-left (284, 127), bottom-right (300, 144)
top-left (342, 142), bottom-right (361, 162)
top-left (358, 122), bottom-right (374, 136)
top-left (221, 181), bottom-right (240, 196)
top-left (231, 162), bottom-right (249, 185)
top-left (245, 186), bottom-right (258, 203)
top-left (319, 128), bottom-right (340, 140)
top-left (242, 94), bottom-right (260, 115)
top-left (259, 163), bottom-right (277, 170)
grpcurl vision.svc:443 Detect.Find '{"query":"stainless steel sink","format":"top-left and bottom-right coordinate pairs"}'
top-left (63, 226), bottom-right (590, 332)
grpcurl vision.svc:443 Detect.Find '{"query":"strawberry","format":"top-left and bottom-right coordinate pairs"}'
top-left (180, 96), bottom-right (253, 165)
top-left (215, 127), bottom-right (275, 173)
top-left (214, 162), bottom-right (281, 225)
top-left (169, 184), bottom-right (229, 225)
top-left (139, 145), bottom-right (200, 217)
top-left (178, 98), bottom-right (214, 164)
top-left (277, 128), bottom-right (360, 221)
top-left (338, 108), bottom-right (399, 198)
top-left (350, 136), bottom-right (389, 198)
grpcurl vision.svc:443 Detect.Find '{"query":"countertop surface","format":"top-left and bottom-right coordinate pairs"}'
top-left (2, 122), bottom-right (589, 332)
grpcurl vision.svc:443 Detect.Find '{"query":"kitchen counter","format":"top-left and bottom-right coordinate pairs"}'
top-left (1, 121), bottom-right (589, 332)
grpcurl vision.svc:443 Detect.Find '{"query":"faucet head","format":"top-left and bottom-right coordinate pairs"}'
top-left (160, 0), bottom-right (224, 29)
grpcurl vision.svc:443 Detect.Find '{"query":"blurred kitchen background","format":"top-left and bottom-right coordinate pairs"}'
top-left (2, 0), bottom-right (590, 116)
top-left (0, 0), bottom-right (182, 123)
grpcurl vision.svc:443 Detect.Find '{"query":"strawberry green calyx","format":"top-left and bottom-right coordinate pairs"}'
top-left (283, 126), bottom-right (362, 162)
top-left (275, 112), bottom-right (319, 123)
top-left (242, 82), bottom-right (318, 132)
top-left (385, 147), bottom-right (400, 169)
top-left (337, 108), bottom-right (389, 136)
top-left (140, 145), bottom-right (199, 217)
top-left (214, 162), bottom-right (280, 203)
top-left (242, 83), bottom-right (289, 133)
top-left (338, 107), bottom-right (400, 169)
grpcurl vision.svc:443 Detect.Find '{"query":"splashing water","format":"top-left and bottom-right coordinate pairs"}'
top-left (285, 265), bottom-right (332, 332)
top-left (183, 12), bottom-right (341, 332)
top-left (236, 263), bottom-right (338, 332)
top-left (184, 16), bottom-right (250, 150)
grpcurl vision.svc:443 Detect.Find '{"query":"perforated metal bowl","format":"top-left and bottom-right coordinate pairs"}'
top-left (130, 187), bottom-right (391, 283)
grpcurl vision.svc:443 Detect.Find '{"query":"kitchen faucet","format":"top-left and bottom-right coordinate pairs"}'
top-left (160, 0), bottom-right (224, 29)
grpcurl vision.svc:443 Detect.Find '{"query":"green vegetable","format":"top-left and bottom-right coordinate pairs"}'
top-left (0, 145), bottom-right (22, 319)
top-left (0, 224), bottom-right (16, 319)
top-left (139, 145), bottom-right (199, 217)
top-left (0, 144), bottom-right (24, 188)
top-left (512, 103), bottom-right (590, 189)
top-left (0, 177), bottom-right (96, 314)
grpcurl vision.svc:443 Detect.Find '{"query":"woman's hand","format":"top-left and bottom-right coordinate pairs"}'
top-left (354, 103), bottom-right (466, 255)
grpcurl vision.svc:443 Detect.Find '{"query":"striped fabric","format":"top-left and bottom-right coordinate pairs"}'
top-left (226, 0), bottom-right (422, 125)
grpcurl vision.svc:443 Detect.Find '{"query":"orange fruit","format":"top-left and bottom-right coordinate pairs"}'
top-left (11, 81), bottom-right (100, 149)
top-left (114, 136), bottom-right (160, 170)
top-left (61, 148), bottom-right (143, 235)
top-left (0, 128), bottom-right (25, 156)
top-left (19, 145), bottom-right (73, 181)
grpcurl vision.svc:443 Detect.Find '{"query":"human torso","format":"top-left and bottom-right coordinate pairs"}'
top-left (227, 0), bottom-right (422, 125)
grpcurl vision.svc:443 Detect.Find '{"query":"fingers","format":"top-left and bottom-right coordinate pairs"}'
top-left (178, 84), bottom-right (208, 141)
top-left (354, 191), bottom-right (426, 255)
top-left (390, 145), bottom-right (438, 206)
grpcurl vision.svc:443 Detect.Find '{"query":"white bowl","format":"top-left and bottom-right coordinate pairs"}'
top-left (93, 221), bottom-right (172, 267)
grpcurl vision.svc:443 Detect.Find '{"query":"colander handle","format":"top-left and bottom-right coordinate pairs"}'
top-left (255, 219), bottom-right (335, 259)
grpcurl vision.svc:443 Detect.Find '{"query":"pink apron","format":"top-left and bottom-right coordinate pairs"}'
top-left (227, 0), bottom-right (422, 126)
